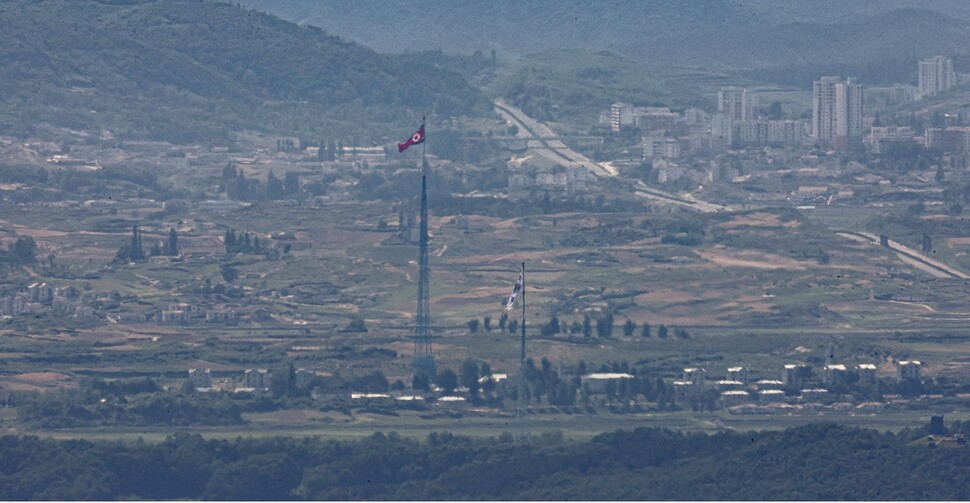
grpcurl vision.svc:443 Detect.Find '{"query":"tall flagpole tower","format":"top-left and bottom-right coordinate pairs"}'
top-left (413, 120), bottom-right (435, 381)
top-left (515, 261), bottom-right (530, 442)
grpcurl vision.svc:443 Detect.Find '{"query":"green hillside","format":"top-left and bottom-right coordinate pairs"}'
top-left (0, 0), bottom-right (490, 143)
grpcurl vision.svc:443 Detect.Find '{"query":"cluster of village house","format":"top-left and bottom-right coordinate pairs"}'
top-left (185, 359), bottom-right (928, 413)
top-left (188, 367), bottom-right (311, 393)
top-left (0, 282), bottom-right (96, 319)
top-left (583, 359), bottom-right (925, 413)
top-left (0, 282), bottom-right (252, 326)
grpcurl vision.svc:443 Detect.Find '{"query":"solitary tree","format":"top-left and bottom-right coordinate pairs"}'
top-left (658, 324), bottom-right (668, 339)
top-left (460, 359), bottom-right (480, 396)
top-left (129, 225), bottom-right (144, 261)
top-left (220, 264), bottom-right (239, 283)
top-left (623, 319), bottom-right (636, 337)
top-left (596, 312), bottom-right (614, 338)
top-left (7, 236), bottom-right (37, 266)
top-left (167, 228), bottom-right (179, 256)
top-left (641, 322), bottom-right (652, 338)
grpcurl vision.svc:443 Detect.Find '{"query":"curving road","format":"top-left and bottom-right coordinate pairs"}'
top-left (495, 99), bottom-right (615, 177)
top-left (495, 99), bottom-right (729, 213)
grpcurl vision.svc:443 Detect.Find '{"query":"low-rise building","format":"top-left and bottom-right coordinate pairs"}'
top-left (756, 379), bottom-right (784, 390)
top-left (188, 368), bottom-right (212, 389)
top-left (727, 366), bottom-right (749, 384)
top-left (581, 373), bottom-right (634, 394)
top-left (682, 368), bottom-right (706, 386)
top-left (897, 360), bottom-right (921, 382)
top-left (720, 390), bottom-right (750, 406)
top-left (782, 364), bottom-right (809, 390)
top-left (800, 388), bottom-right (829, 402)
top-left (758, 389), bottom-right (786, 403)
top-left (716, 380), bottom-right (745, 391)
top-left (823, 364), bottom-right (847, 386)
top-left (673, 380), bottom-right (697, 401)
top-left (295, 368), bottom-right (314, 389)
top-left (856, 363), bottom-right (877, 384)
top-left (245, 368), bottom-right (270, 389)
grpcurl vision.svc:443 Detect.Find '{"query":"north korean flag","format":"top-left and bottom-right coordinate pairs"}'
top-left (398, 124), bottom-right (426, 153)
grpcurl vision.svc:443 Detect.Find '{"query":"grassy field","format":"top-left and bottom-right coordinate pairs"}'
top-left (23, 405), bottom-right (970, 444)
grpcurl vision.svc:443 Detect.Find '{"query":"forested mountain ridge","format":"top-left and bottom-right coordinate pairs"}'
top-left (239, 0), bottom-right (970, 84)
top-left (0, 0), bottom-right (489, 143)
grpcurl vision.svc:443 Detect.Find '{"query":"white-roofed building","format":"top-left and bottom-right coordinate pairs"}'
top-left (856, 363), bottom-right (877, 384)
top-left (756, 379), bottom-right (785, 390)
top-left (581, 373), bottom-right (634, 394)
top-left (823, 364), bottom-right (847, 386)
top-left (720, 390), bottom-right (750, 406)
top-left (897, 360), bottom-right (921, 382)
top-left (800, 388), bottom-right (829, 402)
top-left (782, 364), bottom-right (809, 390)
top-left (759, 389), bottom-right (786, 403)
top-left (716, 380), bottom-right (745, 391)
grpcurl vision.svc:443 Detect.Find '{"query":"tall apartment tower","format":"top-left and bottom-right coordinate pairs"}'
top-left (718, 87), bottom-right (757, 121)
top-left (813, 76), bottom-right (863, 149)
top-left (835, 78), bottom-right (863, 149)
top-left (812, 76), bottom-right (839, 143)
top-left (610, 102), bottom-right (633, 132)
top-left (919, 55), bottom-right (956, 98)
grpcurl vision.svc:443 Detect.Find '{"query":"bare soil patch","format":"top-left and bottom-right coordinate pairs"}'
top-left (695, 247), bottom-right (808, 270)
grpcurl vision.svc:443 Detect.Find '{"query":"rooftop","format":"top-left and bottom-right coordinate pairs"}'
top-left (583, 373), bottom-right (634, 380)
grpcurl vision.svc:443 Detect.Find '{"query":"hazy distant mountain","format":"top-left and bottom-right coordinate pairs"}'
top-left (237, 0), bottom-right (970, 79)
top-left (0, 0), bottom-right (488, 142)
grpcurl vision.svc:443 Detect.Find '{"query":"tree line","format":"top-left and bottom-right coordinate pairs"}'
top-left (0, 422), bottom-right (967, 500)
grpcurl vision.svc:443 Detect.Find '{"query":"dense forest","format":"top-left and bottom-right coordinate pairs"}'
top-left (0, 0), bottom-right (490, 143)
top-left (0, 423), bottom-right (968, 500)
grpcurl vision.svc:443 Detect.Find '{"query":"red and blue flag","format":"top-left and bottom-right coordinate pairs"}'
top-left (398, 124), bottom-right (425, 153)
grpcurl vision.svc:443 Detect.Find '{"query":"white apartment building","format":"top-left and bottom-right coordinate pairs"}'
top-left (919, 55), bottom-right (956, 98)
top-left (718, 87), bottom-right (758, 121)
top-left (610, 102), bottom-right (634, 132)
top-left (813, 76), bottom-right (863, 149)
